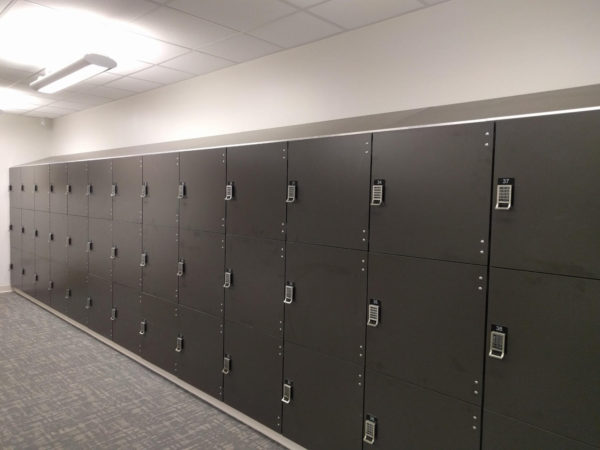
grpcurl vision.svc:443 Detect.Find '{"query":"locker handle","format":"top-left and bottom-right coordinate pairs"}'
top-left (50, 184), bottom-right (54, 193)
top-left (48, 281), bottom-right (54, 291)
top-left (34, 229), bottom-right (38, 237)
top-left (222, 355), bottom-right (231, 374)
top-left (177, 259), bottom-right (185, 277)
top-left (85, 297), bottom-right (92, 310)
top-left (21, 267), bottom-right (25, 275)
top-left (65, 288), bottom-right (71, 299)
top-left (20, 184), bottom-right (24, 192)
top-left (140, 182), bottom-right (148, 198)
top-left (21, 226), bottom-right (25, 234)
top-left (34, 184), bottom-right (38, 192)
top-left (110, 307), bottom-right (117, 321)
top-left (140, 252), bottom-right (147, 267)
top-left (177, 182), bottom-right (186, 199)
top-left (66, 236), bottom-right (71, 246)
top-left (48, 232), bottom-right (54, 242)
top-left (363, 416), bottom-right (377, 445)
top-left (65, 184), bottom-right (71, 195)
top-left (224, 182), bottom-right (234, 201)
top-left (175, 336), bottom-right (183, 352)
top-left (281, 381), bottom-right (293, 404)
top-left (139, 320), bottom-right (147, 335)
top-left (223, 270), bottom-right (232, 288)
top-left (86, 184), bottom-right (93, 195)
top-left (110, 246), bottom-right (117, 259)
top-left (370, 180), bottom-right (384, 206)
top-left (110, 183), bottom-right (117, 197)
top-left (367, 300), bottom-right (381, 327)
top-left (284, 282), bottom-right (294, 305)
top-left (86, 241), bottom-right (93, 252)
top-left (34, 273), bottom-right (38, 282)
top-left (285, 181), bottom-right (297, 203)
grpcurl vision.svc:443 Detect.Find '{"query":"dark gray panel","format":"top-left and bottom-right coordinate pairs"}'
top-left (34, 211), bottom-right (50, 260)
top-left (21, 166), bottom-right (35, 210)
top-left (88, 275), bottom-right (112, 339)
top-left (367, 253), bottom-right (486, 404)
top-left (370, 123), bottom-right (493, 264)
top-left (142, 154), bottom-right (178, 227)
top-left (491, 111), bottom-right (600, 279)
top-left (225, 235), bottom-right (284, 337)
top-left (66, 270), bottom-right (88, 325)
top-left (140, 293), bottom-right (177, 372)
top-left (89, 218), bottom-right (112, 280)
top-left (285, 242), bottom-right (367, 363)
top-left (113, 156), bottom-right (142, 223)
top-left (10, 247), bottom-right (21, 289)
top-left (35, 257), bottom-right (51, 305)
top-left (226, 143), bottom-right (287, 240)
top-left (67, 215), bottom-right (88, 272)
top-left (10, 208), bottom-right (21, 249)
top-left (485, 268), bottom-right (600, 447)
top-left (22, 251), bottom-right (36, 297)
top-left (176, 305), bottom-right (223, 399)
top-left (9, 167), bottom-right (21, 209)
top-left (21, 209), bottom-right (35, 255)
top-left (178, 229), bottom-right (224, 317)
top-left (223, 320), bottom-right (282, 431)
top-left (112, 220), bottom-right (141, 289)
top-left (364, 369), bottom-right (480, 450)
top-left (67, 161), bottom-right (88, 217)
top-left (141, 224), bottom-right (178, 302)
top-left (180, 148), bottom-right (225, 233)
top-left (112, 283), bottom-right (141, 354)
top-left (88, 159), bottom-right (112, 220)
top-left (287, 134), bottom-right (371, 250)
top-left (50, 260), bottom-right (68, 314)
top-left (34, 165), bottom-right (50, 212)
top-left (49, 163), bottom-right (67, 214)
top-left (49, 213), bottom-right (68, 263)
top-left (282, 342), bottom-right (363, 450)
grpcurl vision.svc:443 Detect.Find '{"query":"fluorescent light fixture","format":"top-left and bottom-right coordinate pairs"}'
top-left (30, 54), bottom-right (117, 94)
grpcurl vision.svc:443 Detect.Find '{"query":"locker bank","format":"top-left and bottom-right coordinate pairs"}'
top-left (1, 1), bottom-right (599, 449)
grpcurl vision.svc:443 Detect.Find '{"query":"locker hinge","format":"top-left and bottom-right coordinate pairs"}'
top-left (285, 181), bottom-right (297, 203)
top-left (85, 297), bottom-right (92, 310)
top-left (110, 246), bottom-right (117, 259)
top-left (177, 182), bottom-right (186, 199)
top-left (223, 270), bottom-right (232, 288)
top-left (86, 184), bottom-right (93, 195)
top-left (65, 288), bottom-right (71, 299)
top-left (48, 232), bottom-right (54, 242)
top-left (34, 184), bottom-right (38, 192)
top-left (224, 182), bottom-right (234, 201)
top-left (175, 335), bottom-right (183, 352)
top-left (110, 183), bottom-right (117, 197)
top-left (222, 355), bottom-right (231, 374)
top-left (495, 178), bottom-right (514, 210)
top-left (177, 259), bottom-right (185, 277)
top-left (284, 282), bottom-right (294, 304)
top-left (66, 236), bottom-right (71, 246)
top-left (86, 241), bottom-right (93, 252)
top-left (65, 184), bottom-right (71, 195)
top-left (140, 182), bottom-right (148, 198)
top-left (140, 252), bottom-right (147, 267)
top-left (48, 280), bottom-right (54, 291)
top-left (363, 415), bottom-right (377, 445)
top-left (489, 325), bottom-right (507, 360)
top-left (370, 180), bottom-right (384, 206)
top-left (110, 307), bottom-right (117, 321)
top-left (139, 320), bottom-right (147, 335)
top-left (367, 299), bottom-right (381, 327)
top-left (281, 380), bottom-right (293, 404)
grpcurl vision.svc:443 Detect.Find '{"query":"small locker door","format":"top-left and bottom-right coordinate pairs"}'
top-left (21, 166), bottom-right (35, 210)
top-left (10, 247), bottom-right (21, 289)
top-left (50, 260), bottom-right (68, 314)
top-left (35, 258), bottom-right (51, 305)
top-left (176, 305), bottom-right (223, 399)
top-left (363, 369), bottom-right (480, 450)
top-left (226, 143), bottom-right (287, 240)
top-left (113, 156), bottom-right (142, 223)
top-left (112, 283), bottom-right (141, 354)
top-left (282, 342), bottom-right (364, 450)
top-left (66, 270), bottom-right (88, 325)
top-left (34, 211), bottom-right (50, 260)
top-left (141, 225), bottom-right (178, 302)
top-left (9, 167), bottom-right (21, 209)
top-left (21, 251), bottom-right (36, 297)
top-left (34, 165), bottom-right (50, 212)
top-left (89, 218), bottom-right (112, 280)
top-left (180, 148), bottom-right (225, 233)
top-left (140, 293), bottom-right (177, 372)
top-left (88, 159), bottom-right (112, 220)
top-left (178, 229), bottom-right (224, 317)
top-left (223, 320), bottom-right (282, 431)
top-left (287, 134), bottom-right (371, 250)
top-left (49, 213), bottom-right (68, 264)
top-left (142, 154), bottom-right (179, 227)
top-left (67, 162), bottom-right (88, 217)
top-left (21, 210), bottom-right (35, 255)
top-left (485, 268), bottom-right (600, 447)
top-left (225, 235), bottom-right (285, 336)
top-left (491, 111), bottom-right (600, 279)
top-left (10, 208), bottom-right (21, 249)
top-left (112, 220), bottom-right (141, 289)
top-left (88, 275), bottom-right (112, 339)
top-left (367, 253), bottom-right (486, 404)
top-left (49, 163), bottom-right (68, 214)
top-left (285, 242), bottom-right (367, 363)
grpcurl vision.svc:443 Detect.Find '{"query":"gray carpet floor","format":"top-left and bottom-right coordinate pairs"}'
top-left (0, 292), bottom-right (286, 450)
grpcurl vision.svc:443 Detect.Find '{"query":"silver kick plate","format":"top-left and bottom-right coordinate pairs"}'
top-left (363, 416), bottom-right (377, 445)
top-left (284, 283), bottom-right (294, 304)
top-left (281, 381), bottom-right (293, 404)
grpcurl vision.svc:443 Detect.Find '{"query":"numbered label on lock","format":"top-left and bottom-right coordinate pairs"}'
top-left (489, 324), bottom-right (507, 360)
top-left (495, 178), bottom-right (514, 210)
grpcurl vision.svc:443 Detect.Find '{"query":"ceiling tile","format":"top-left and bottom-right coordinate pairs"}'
top-left (110, 60), bottom-right (152, 76)
top-left (33, 104), bottom-right (77, 114)
top-left (28, 0), bottom-right (158, 21)
top-left (46, 100), bottom-right (85, 110)
top-left (169, 0), bottom-right (296, 31)
top-left (249, 11), bottom-right (341, 48)
top-left (309, 0), bottom-right (424, 29)
top-left (131, 65), bottom-right (195, 84)
top-left (202, 34), bottom-right (281, 63)
top-left (106, 76), bottom-right (162, 92)
top-left (90, 85), bottom-right (135, 100)
top-left (63, 92), bottom-right (109, 106)
top-left (82, 71), bottom-right (123, 85)
top-left (127, 35), bottom-right (189, 64)
top-left (283, 0), bottom-right (326, 8)
top-left (162, 51), bottom-right (233, 75)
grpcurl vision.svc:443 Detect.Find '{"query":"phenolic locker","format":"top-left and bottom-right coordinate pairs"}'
top-left (112, 156), bottom-right (142, 223)
top-left (287, 134), bottom-right (371, 250)
top-left (141, 224), bottom-right (178, 302)
top-left (50, 260), bottom-right (68, 314)
top-left (67, 215), bottom-right (88, 271)
top-left (88, 159), bottom-right (112, 220)
top-left (9, 208), bottom-right (21, 249)
top-left (9, 167), bottom-right (21, 209)
top-left (66, 270), bottom-right (88, 325)
top-left (21, 251), bottom-right (36, 297)
top-left (35, 258), bottom-right (51, 305)
top-left (112, 283), bottom-right (141, 354)
top-left (226, 143), bottom-right (287, 240)
top-left (285, 242), bottom-right (367, 363)
top-left (140, 293), bottom-right (177, 372)
top-left (179, 148), bottom-right (225, 233)
top-left (363, 369), bottom-right (480, 450)
top-left (34, 211), bottom-right (50, 260)
top-left (89, 218), bottom-right (112, 280)
top-left (178, 229), bottom-right (224, 317)
top-left (10, 247), bottom-right (21, 289)
top-left (34, 165), bottom-right (50, 212)
top-left (225, 235), bottom-right (285, 336)
top-left (112, 220), bottom-right (141, 289)
top-left (223, 320), bottom-right (282, 431)
top-left (67, 161), bottom-right (88, 217)
top-left (491, 111), bottom-right (600, 279)
top-left (485, 268), bottom-right (600, 447)
top-left (49, 163), bottom-right (67, 214)
top-left (21, 209), bottom-right (35, 255)
top-left (142, 154), bottom-right (179, 227)
top-left (87, 275), bottom-right (112, 339)
top-left (282, 342), bottom-right (364, 450)
top-left (49, 213), bottom-right (68, 264)
top-left (366, 253), bottom-right (486, 404)
top-left (21, 166), bottom-right (35, 210)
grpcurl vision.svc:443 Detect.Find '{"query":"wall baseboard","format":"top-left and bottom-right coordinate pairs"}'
top-left (0, 286), bottom-right (13, 293)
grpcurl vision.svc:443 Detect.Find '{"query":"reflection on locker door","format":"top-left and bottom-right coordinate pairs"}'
top-left (112, 283), bottom-right (141, 354)
top-left (34, 165), bottom-right (50, 212)
top-left (88, 159), bottom-right (112, 220)
top-left (67, 161), bottom-right (88, 216)
top-left (112, 157), bottom-right (142, 223)
top-left (35, 211), bottom-right (50, 260)
top-left (88, 275), bottom-right (112, 339)
top-left (140, 293), bottom-right (177, 372)
top-left (9, 167), bottom-right (21, 209)
top-left (21, 166), bottom-right (35, 210)
top-left (49, 163), bottom-right (67, 214)
top-left (142, 154), bottom-right (179, 227)
top-left (89, 218), bottom-right (112, 280)
top-left (10, 208), bottom-right (21, 249)
top-left (141, 224), bottom-right (178, 302)
top-left (112, 220), bottom-right (141, 289)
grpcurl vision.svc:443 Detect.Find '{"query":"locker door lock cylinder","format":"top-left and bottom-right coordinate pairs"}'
top-left (489, 325), bottom-right (507, 360)
top-left (140, 182), bottom-right (148, 198)
top-left (495, 178), bottom-right (514, 210)
top-left (65, 184), bottom-right (71, 195)
top-left (177, 182), bottom-right (186, 199)
top-left (140, 252), bottom-right (147, 267)
top-left (223, 270), bottom-right (232, 288)
top-left (367, 299), bottom-right (381, 327)
top-left (86, 241), bottom-right (93, 252)
top-left (85, 297), bottom-right (92, 310)
top-left (65, 288), bottom-right (71, 299)
top-left (363, 415), bottom-right (377, 444)
top-left (281, 380), bottom-right (293, 404)
top-left (285, 181), bottom-right (297, 203)
top-left (110, 307), bottom-right (117, 321)
top-left (175, 336), bottom-right (183, 352)
top-left (224, 182), bottom-right (234, 201)
top-left (222, 355), bottom-right (231, 374)
top-left (177, 259), bottom-right (185, 277)
top-left (370, 180), bottom-right (385, 206)
top-left (110, 183), bottom-right (117, 197)
top-left (110, 246), bottom-right (117, 259)
top-left (284, 282), bottom-right (294, 304)
top-left (139, 320), bottom-right (147, 335)
top-left (86, 184), bottom-right (93, 196)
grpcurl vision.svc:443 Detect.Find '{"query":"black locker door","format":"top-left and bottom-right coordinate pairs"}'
top-left (10, 247), bottom-right (21, 289)
top-left (112, 220), bottom-right (141, 289)
top-left (180, 148), bottom-right (225, 233)
top-left (9, 167), bottom-right (21, 209)
top-left (50, 260), bottom-right (68, 314)
top-left (141, 225), bottom-right (178, 302)
top-left (287, 134), bottom-right (371, 250)
top-left (491, 111), bottom-right (600, 279)
top-left (370, 123), bottom-right (493, 264)
top-left (34, 165), bottom-right (50, 212)
top-left (485, 268), bottom-right (600, 447)
top-left (67, 215), bottom-right (88, 271)
top-left (225, 235), bottom-right (284, 336)
top-left (35, 258), bottom-right (51, 305)
top-left (88, 275), bottom-right (112, 339)
top-left (178, 229), bottom-right (224, 317)
top-left (10, 208), bottom-right (21, 249)
top-left (21, 251), bottom-right (36, 297)
top-left (142, 154), bottom-right (179, 227)
top-left (363, 369), bottom-right (480, 450)
top-left (285, 242), bottom-right (367, 363)
top-left (88, 159), bottom-right (112, 220)
top-left (176, 305), bottom-right (223, 399)
top-left (66, 270), bottom-right (88, 325)
top-left (366, 253), bottom-right (486, 404)
top-left (89, 218), bottom-right (112, 280)
top-left (49, 213), bottom-right (68, 264)
top-left (140, 293), bottom-right (177, 372)
top-left (67, 162), bottom-right (88, 217)
top-left (223, 320), bottom-right (282, 431)
top-left (49, 163), bottom-right (67, 214)
top-left (112, 283), bottom-right (141, 354)
top-left (282, 342), bottom-right (364, 450)
top-left (21, 166), bottom-right (35, 210)
top-left (21, 210), bottom-right (35, 255)
top-left (34, 211), bottom-right (50, 260)
top-left (226, 143), bottom-right (287, 240)
top-left (113, 156), bottom-right (142, 223)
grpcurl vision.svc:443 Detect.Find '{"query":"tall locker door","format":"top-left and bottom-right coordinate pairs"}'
top-left (88, 275), bottom-right (112, 339)
top-left (49, 213), bottom-right (68, 264)
top-left (223, 320), bottom-right (282, 431)
top-left (370, 123), bottom-right (493, 264)
top-left (142, 154), bottom-right (179, 227)
top-left (50, 261), bottom-right (68, 314)
top-left (363, 369), bottom-right (480, 450)
top-left (112, 221), bottom-right (141, 289)
top-left (67, 162), bottom-right (88, 217)
top-left (21, 251), bottom-right (36, 297)
top-left (178, 229), bottom-right (224, 317)
top-left (112, 156), bottom-right (142, 223)
top-left (34, 165), bottom-right (50, 212)
top-left (9, 167), bottom-right (21, 209)
top-left (66, 215), bottom-right (88, 324)
top-left (10, 208), bottom-right (21, 249)
top-left (287, 134), bottom-right (371, 250)
top-left (282, 342), bottom-right (364, 450)
top-left (180, 149), bottom-right (225, 233)
top-left (49, 163), bottom-right (67, 214)
top-left (88, 159), bottom-right (112, 220)
top-left (10, 247), bottom-right (21, 289)
top-left (491, 111), bottom-right (600, 279)
top-left (21, 210), bottom-right (35, 256)
top-left (366, 253), bottom-right (486, 404)
top-left (226, 143), bottom-right (287, 240)
top-left (112, 283), bottom-right (141, 354)
top-left (225, 235), bottom-right (284, 336)
top-left (140, 293), bottom-right (177, 372)
top-left (21, 166), bottom-right (35, 210)
top-left (285, 242), bottom-right (367, 363)
top-left (35, 257), bottom-right (51, 305)
top-left (484, 268), bottom-right (600, 447)
top-left (141, 224), bottom-right (178, 302)
top-left (89, 218), bottom-right (112, 280)
top-left (34, 211), bottom-right (50, 260)
top-left (176, 305), bottom-right (223, 399)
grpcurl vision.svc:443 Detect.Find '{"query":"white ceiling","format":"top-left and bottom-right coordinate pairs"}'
top-left (0, 0), bottom-right (448, 119)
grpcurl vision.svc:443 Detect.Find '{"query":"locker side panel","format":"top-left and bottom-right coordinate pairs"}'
top-left (112, 283), bottom-right (141, 354)
top-left (34, 210), bottom-right (50, 260)
top-left (35, 257), bottom-right (51, 305)
top-left (21, 166), bottom-right (35, 210)
top-left (88, 275), bottom-right (112, 339)
top-left (112, 156), bottom-right (142, 223)
top-left (141, 224), bottom-right (178, 302)
top-left (112, 220), bottom-right (141, 289)
top-left (49, 163), bottom-right (68, 214)
top-left (67, 161), bottom-right (88, 217)
top-left (140, 293), bottom-right (177, 372)
top-left (88, 159), bottom-right (113, 220)
top-left (142, 154), bottom-right (179, 227)
top-left (9, 167), bottom-right (21, 209)
top-left (34, 165), bottom-right (50, 212)
top-left (89, 218), bottom-right (112, 280)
